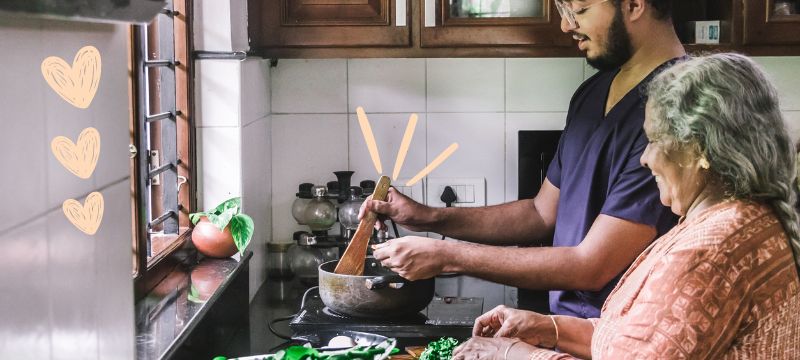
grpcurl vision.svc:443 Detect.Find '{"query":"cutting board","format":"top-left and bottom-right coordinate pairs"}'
top-left (334, 175), bottom-right (391, 275)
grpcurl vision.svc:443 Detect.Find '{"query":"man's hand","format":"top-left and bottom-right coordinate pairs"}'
top-left (472, 305), bottom-right (556, 349)
top-left (358, 187), bottom-right (433, 232)
top-left (371, 236), bottom-right (446, 280)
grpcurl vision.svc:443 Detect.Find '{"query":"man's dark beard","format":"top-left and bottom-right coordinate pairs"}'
top-left (586, 6), bottom-right (633, 71)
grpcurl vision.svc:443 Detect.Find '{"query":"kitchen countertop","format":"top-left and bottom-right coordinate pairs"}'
top-left (135, 251), bottom-right (252, 359)
top-left (248, 277), bottom-right (310, 354)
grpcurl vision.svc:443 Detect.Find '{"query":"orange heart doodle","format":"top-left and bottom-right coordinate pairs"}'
top-left (41, 45), bottom-right (102, 109)
top-left (51, 127), bottom-right (101, 179)
top-left (62, 192), bottom-right (104, 235)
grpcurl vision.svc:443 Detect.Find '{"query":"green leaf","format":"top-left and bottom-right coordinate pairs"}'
top-left (281, 346), bottom-right (319, 360)
top-left (187, 284), bottom-right (203, 303)
top-left (230, 214), bottom-right (255, 254)
top-left (420, 337), bottom-right (459, 360)
top-left (208, 207), bottom-right (237, 232)
top-left (212, 197), bottom-right (241, 215)
top-left (189, 212), bottom-right (206, 225)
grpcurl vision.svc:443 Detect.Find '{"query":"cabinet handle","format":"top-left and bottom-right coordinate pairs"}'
top-left (396, 0), bottom-right (407, 26)
top-left (425, 0), bottom-right (436, 27)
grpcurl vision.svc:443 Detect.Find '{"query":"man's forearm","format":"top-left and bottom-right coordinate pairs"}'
top-left (426, 199), bottom-right (552, 246)
top-left (441, 242), bottom-right (605, 291)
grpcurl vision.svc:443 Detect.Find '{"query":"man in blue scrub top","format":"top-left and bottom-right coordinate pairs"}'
top-left (363, 0), bottom-right (683, 318)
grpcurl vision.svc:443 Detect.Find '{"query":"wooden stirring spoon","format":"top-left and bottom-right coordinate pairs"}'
top-left (334, 175), bottom-right (391, 275)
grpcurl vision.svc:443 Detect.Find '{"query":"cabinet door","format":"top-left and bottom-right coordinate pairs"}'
top-left (249, 0), bottom-right (411, 47)
top-left (743, 0), bottom-right (800, 45)
top-left (420, 0), bottom-right (571, 48)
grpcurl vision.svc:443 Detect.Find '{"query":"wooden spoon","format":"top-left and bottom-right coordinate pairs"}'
top-left (334, 175), bottom-right (391, 275)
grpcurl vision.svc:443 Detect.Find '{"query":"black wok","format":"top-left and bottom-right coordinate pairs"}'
top-left (318, 258), bottom-right (434, 318)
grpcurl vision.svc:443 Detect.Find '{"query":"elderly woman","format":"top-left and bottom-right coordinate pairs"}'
top-left (453, 53), bottom-right (800, 359)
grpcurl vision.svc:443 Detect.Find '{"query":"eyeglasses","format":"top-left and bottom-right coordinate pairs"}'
top-left (554, 0), bottom-right (611, 28)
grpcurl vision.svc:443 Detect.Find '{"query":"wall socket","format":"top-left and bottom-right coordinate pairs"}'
top-left (426, 177), bottom-right (486, 208)
top-left (392, 178), bottom-right (426, 205)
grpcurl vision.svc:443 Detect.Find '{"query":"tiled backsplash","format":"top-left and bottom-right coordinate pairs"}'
top-left (268, 58), bottom-right (587, 242)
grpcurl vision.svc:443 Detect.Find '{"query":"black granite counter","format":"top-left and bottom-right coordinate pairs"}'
top-left (135, 252), bottom-right (252, 359)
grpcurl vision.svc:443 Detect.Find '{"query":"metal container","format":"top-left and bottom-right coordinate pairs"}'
top-left (318, 258), bottom-right (435, 318)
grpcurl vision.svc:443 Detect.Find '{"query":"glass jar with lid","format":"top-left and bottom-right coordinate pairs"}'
top-left (303, 185), bottom-right (337, 232)
top-left (337, 186), bottom-right (364, 233)
top-left (291, 183), bottom-right (314, 225)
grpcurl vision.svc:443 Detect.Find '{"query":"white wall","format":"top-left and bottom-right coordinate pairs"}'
top-left (194, 0), bottom-right (272, 301)
top-left (0, 17), bottom-right (135, 359)
top-left (268, 56), bottom-right (800, 310)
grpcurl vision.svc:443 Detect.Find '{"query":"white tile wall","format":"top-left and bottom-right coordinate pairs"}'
top-left (271, 59), bottom-right (348, 114)
top-left (348, 112), bottom-right (428, 182)
top-left (427, 59), bottom-right (505, 113)
top-left (271, 114), bottom-right (349, 243)
top-left (784, 111), bottom-right (800, 143)
top-left (241, 59), bottom-right (271, 126)
top-left (193, 0), bottom-right (233, 51)
top-left (229, 0), bottom-right (250, 52)
top-left (348, 59), bottom-right (426, 113)
top-left (196, 57), bottom-right (272, 297)
top-left (583, 59), bottom-right (599, 80)
top-left (242, 116), bottom-right (272, 300)
top-left (198, 126), bottom-right (243, 210)
top-left (755, 57), bottom-right (800, 111)
top-left (506, 58), bottom-right (584, 112)
top-left (426, 113), bottom-right (505, 206)
top-left (196, 60), bottom-right (241, 128)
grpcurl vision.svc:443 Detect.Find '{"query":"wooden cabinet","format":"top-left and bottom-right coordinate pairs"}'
top-left (743, 0), bottom-right (800, 45)
top-left (419, 0), bottom-right (570, 48)
top-left (248, 0), bottom-right (410, 48)
top-left (247, 0), bottom-right (800, 58)
top-left (247, 0), bottom-right (578, 57)
top-left (672, 0), bottom-right (800, 54)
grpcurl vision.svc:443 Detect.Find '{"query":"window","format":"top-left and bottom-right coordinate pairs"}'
top-left (131, 0), bottom-right (193, 293)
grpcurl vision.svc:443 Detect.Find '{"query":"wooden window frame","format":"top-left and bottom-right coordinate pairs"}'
top-left (130, 0), bottom-right (195, 300)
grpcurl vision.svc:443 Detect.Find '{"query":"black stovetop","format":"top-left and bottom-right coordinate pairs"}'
top-left (288, 287), bottom-right (478, 346)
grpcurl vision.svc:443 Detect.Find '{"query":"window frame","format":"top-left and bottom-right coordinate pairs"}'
top-left (130, 0), bottom-right (195, 299)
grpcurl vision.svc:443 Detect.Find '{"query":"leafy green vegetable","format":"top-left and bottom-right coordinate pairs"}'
top-left (189, 197), bottom-right (255, 255)
top-left (419, 337), bottom-right (460, 360)
top-left (260, 345), bottom-right (398, 360)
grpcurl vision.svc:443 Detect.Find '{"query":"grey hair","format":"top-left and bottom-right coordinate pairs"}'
top-left (646, 53), bottom-right (800, 272)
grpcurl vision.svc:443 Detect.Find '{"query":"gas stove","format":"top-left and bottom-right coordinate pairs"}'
top-left (289, 287), bottom-right (482, 347)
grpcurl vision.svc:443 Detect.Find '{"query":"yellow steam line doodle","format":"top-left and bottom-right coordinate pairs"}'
top-left (62, 192), bottom-right (105, 235)
top-left (51, 127), bottom-right (101, 179)
top-left (392, 113), bottom-right (418, 181)
top-left (406, 143), bottom-right (459, 186)
top-left (41, 45), bottom-right (102, 109)
top-left (356, 107), bottom-right (383, 174)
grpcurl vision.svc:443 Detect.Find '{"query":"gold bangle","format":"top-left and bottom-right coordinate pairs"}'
top-left (504, 339), bottom-right (521, 360)
top-left (549, 315), bottom-right (559, 349)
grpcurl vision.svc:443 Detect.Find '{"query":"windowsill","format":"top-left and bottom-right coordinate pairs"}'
top-left (134, 250), bottom-right (252, 359)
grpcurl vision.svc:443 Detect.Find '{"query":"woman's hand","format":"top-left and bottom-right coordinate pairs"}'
top-left (451, 337), bottom-right (521, 360)
top-left (473, 305), bottom-right (557, 348)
